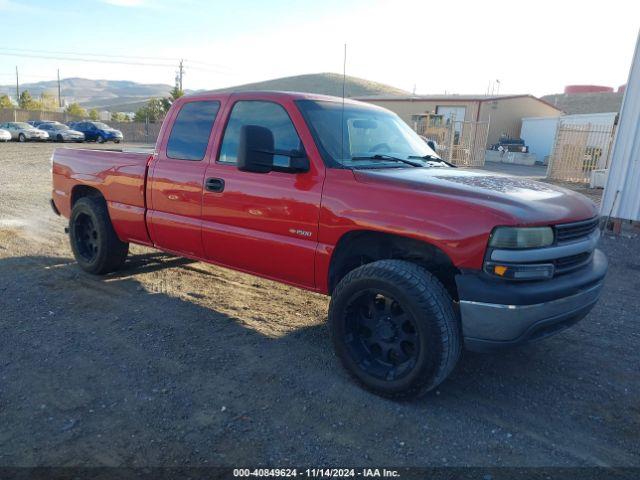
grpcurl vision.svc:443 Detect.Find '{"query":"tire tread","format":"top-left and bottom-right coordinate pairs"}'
top-left (70, 197), bottom-right (128, 275)
top-left (329, 259), bottom-right (461, 398)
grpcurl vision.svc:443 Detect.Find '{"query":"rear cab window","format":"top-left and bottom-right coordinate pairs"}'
top-left (166, 100), bottom-right (221, 161)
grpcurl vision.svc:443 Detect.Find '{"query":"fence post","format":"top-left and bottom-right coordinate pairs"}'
top-left (547, 120), bottom-right (563, 178)
top-left (448, 119), bottom-right (455, 164)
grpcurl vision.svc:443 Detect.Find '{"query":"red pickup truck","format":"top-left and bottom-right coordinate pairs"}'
top-left (51, 91), bottom-right (607, 398)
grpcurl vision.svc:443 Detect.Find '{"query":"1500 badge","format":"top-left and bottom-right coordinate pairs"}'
top-left (289, 228), bottom-right (312, 237)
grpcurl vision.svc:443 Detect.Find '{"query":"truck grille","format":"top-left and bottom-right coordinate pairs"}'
top-left (554, 252), bottom-right (593, 275)
top-left (555, 217), bottom-right (599, 243)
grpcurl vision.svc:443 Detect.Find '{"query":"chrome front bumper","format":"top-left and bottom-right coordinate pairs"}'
top-left (456, 249), bottom-right (608, 351)
top-left (460, 282), bottom-right (603, 350)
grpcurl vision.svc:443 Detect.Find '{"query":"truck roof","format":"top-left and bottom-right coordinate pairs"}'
top-left (183, 90), bottom-right (374, 106)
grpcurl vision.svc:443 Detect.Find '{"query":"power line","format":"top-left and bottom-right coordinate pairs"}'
top-left (0, 51), bottom-right (175, 68)
top-left (0, 46), bottom-right (232, 72)
top-left (1, 46), bottom-right (180, 63)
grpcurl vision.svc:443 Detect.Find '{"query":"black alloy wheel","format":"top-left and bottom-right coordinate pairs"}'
top-left (73, 212), bottom-right (99, 262)
top-left (343, 289), bottom-right (420, 381)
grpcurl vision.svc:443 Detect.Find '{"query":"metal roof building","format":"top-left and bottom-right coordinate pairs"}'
top-left (356, 94), bottom-right (562, 146)
top-left (601, 33), bottom-right (640, 223)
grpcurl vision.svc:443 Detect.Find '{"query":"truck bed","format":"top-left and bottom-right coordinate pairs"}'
top-left (51, 147), bottom-right (153, 245)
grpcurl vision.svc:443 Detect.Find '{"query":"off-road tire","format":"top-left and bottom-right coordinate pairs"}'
top-left (329, 260), bottom-right (461, 399)
top-left (69, 196), bottom-right (129, 275)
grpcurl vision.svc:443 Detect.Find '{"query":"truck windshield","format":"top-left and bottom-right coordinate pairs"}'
top-left (296, 99), bottom-right (442, 168)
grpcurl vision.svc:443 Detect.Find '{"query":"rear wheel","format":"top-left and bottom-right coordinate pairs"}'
top-left (329, 260), bottom-right (461, 398)
top-left (18, 133), bottom-right (26, 142)
top-left (57, 134), bottom-right (63, 142)
top-left (69, 197), bottom-right (129, 274)
top-left (96, 135), bottom-right (105, 144)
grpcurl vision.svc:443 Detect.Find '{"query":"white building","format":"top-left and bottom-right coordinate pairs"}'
top-left (521, 112), bottom-right (618, 164)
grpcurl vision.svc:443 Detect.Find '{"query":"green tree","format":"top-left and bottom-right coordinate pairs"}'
top-left (18, 90), bottom-right (39, 110)
top-left (135, 97), bottom-right (166, 123)
top-left (65, 103), bottom-right (87, 118)
top-left (161, 86), bottom-right (184, 112)
top-left (110, 111), bottom-right (125, 122)
top-left (89, 108), bottom-right (99, 121)
top-left (39, 92), bottom-right (58, 112)
top-left (0, 94), bottom-right (13, 109)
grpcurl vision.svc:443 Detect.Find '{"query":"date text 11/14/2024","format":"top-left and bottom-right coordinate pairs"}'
top-left (233, 468), bottom-right (400, 478)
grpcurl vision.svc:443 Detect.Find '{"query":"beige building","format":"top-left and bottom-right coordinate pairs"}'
top-left (356, 94), bottom-right (563, 146)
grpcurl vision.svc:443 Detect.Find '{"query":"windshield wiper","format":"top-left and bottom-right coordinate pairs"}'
top-left (408, 154), bottom-right (455, 167)
top-left (351, 154), bottom-right (423, 167)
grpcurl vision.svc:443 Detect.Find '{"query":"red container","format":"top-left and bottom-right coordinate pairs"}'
top-left (564, 85), bottom-right (614, 94)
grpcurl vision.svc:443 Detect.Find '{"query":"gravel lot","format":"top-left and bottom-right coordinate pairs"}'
top-left (0, 142), bottom-right (639, 468)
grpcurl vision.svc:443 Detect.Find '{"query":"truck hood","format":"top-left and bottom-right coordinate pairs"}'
top-left (353, 167), bottom-right (598, 225)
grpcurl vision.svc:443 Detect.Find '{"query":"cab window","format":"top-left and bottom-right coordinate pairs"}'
top-left (166, 100), bottom-right (221, 161)
top-left (218, 101), bottom-right (302, 168)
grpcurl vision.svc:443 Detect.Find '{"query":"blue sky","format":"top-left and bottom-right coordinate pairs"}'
top-left (0, 0), bottom-right (638, 96)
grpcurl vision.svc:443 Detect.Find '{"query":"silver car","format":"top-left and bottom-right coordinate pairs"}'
top-left (0, 128), bottom-right (10, 142)
top-left (37, 122), bottom-right (85, 143)
top-left (0, 122), bottom-right (49, 142)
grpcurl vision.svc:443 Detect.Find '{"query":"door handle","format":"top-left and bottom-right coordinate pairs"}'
top-left (205, 177), bottom-right (225, 192)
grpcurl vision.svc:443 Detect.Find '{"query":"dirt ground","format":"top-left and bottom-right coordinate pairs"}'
top-left (0, 142), bottom-right (638, 468)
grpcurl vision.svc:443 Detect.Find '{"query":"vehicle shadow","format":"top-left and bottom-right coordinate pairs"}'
top-left (0, 254), bottom-right (634, 466)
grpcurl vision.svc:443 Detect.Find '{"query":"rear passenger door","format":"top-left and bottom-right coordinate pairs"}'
top-left (147, 99), bottom-right (222, 257)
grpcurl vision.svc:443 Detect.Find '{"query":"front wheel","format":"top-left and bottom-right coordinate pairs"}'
top-left (69, 197), bottom-right (129, 274)
top-left (329, 260), bottom-right (461, 399)
top-left (18, 133), bottom-right (26, 142)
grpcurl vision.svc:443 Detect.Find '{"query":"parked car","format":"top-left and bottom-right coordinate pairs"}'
top-left (72, 121), bottom-right (123, 143)
top-left (51, 91), bottom-right (607, 398)
top-left (490, 135), bottom-right (528, 152)
top-left (38, 123), bottom-right (85, 143)
top-left (0, 122), bottom-right (49, 142)
top-left (28, 120), bottom-right (54, 127)
top-left (0, 128), bottom-right (11, 142)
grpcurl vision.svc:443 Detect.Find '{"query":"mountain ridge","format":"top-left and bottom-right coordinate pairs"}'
top-left (0, 73), bottom-right (409, 112)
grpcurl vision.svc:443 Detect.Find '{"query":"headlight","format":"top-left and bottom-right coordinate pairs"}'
top-left (489, 227), bottom-right (554, 249)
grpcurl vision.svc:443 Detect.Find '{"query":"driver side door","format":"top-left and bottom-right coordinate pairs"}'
top-left (201, 97), bottom-right (325, 289)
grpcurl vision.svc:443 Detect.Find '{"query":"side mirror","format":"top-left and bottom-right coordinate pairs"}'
top-left (282, 151), bottom-right (310, 173)
top-left (238, 125), bottom-right (275, 173)
top-left (237, 125), bottom-right (310, 174)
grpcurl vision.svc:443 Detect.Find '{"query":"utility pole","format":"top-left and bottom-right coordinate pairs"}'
top-left (178, 59), bottom-right (184, 91)
top-left (58, 69), bottom-right (62, 108)
top-left (15, 66), bottom-right (19, 102)
top-left (57, 69), bottom-right (62, 108)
